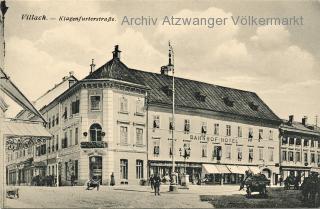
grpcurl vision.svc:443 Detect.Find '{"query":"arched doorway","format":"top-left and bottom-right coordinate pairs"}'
top-left (89, 156), bottom-right (102, 184)
top-left (262, 168), bottom-right (271, 178)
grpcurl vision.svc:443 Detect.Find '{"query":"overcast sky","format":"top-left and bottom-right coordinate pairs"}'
top-left (3, 0), bottom-right (320, 124)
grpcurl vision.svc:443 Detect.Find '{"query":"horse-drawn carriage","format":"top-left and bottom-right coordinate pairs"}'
top-left (301, 173), bottom-right (320, 207)
top-left (242, 174), bottom-right (270, 197)
top-left (284, 175), bottom-right (300, 190)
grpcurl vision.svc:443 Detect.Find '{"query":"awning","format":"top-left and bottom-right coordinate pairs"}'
top-left (310, 168), bottom-right (320, 173)
top-left (237, 166), bottom-right (250, 174)
top-left (216, 165), bottom-right (231, 173)
top-left (248, 166), bottom-right (261, 174)
top-left (202, 164), bottom-right (220, 173)
top-left (2, 120), bottom-right (51, 138)
top-left (227, 165), bottom-right (242, 174)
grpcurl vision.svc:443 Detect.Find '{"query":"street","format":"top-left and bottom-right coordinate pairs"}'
top-left (5, 185), bottom-right (246, 208)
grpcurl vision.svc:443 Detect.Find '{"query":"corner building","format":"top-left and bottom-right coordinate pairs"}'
top-left (11, 46), bottom-right (282, 186)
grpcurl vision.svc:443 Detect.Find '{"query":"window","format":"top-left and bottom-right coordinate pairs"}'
top-left (213, 146), bottom-right (222, 161)
top-left (249, 148), bottom-right (254, 162)
top-left (248, 128), bottom-right (253, 141)
top-left (282, 150), bottom-right (287, 162)
top-left (75, 128), bottom-right (79, 145)
top-left (52, 137), bottom-right (55, 152)
top-left (258, 129), bottom-right (263, 140)
top-left (136, 160), bottom-right (143, 179)
top-left (304, 153), bottom-right (308, 164)
top-left (153, 140), bottom-right (160, 155)
top-left (226, 145), bottom-right (231, 159)
top-left (311, 153), bottom-right (315, 163)
top-left (169, 117), bottom-right (174, 130)
top-left (120, 96), bottom-right (128, 112)
top-left (136, 128), bottom-right (143, 145)
top-left (214, 124), bottom-right (219, 135)
top-left (74, 160), bottom-right (78, 180)
top-left (52, 116), bottom-right (55, 127)
top-left (311, 140), bottom-right (315, 148)
top-left (269, 130), bottom-right (273, 140)
top-left (69, 129), bottom-right (73, 146)
top-left (120, 126), bottom-right (128, 144)
top-left (90, 123), bottom-right (102, 142)
top-left (201, 144), bottom-right (207, 157)
top-left (48, 140), bottom-right (51, 153)
top-left (63, 107), bottom-right (68, 120)
top-left (153, 115), bottom-right (160, 129)
top-left (71, 99), bottom-right (80, 114)
top-left (282, 137), bottom-right (288, 145)
top-left (237, 147), bottom-right (242, 161)
top-left (56, 113), bottom-right (59, 125)
top-left (48, 118), bottom-right (51, 129)
top-left (304, 139), bottom-right (309, 147)
top-left (288, 151), bottom-right (294, 161)
top-left (90, 95), bottom-right (101, 111)
top-left (226, 125), bottom-right (231, 136)
top-left (289, 138), bottom-right (295, 146)
top-left (184, 119), bottom-right (190, 133)
top-left (259, 148), bottom-right (264, 161)
top-left (56, 135), bottom-right (59, 150)
top-left (268, 148), bottom-right (274, 162)
top-left (296, 152), bottom-right (301, 162)
top-left (201, 122), bottom-right (207, 135)
top-left (62, 132), bottom-right (68, 149)
top-left (120, 159), bottom-right (128, 179)
top-left (136, 99), bottom-right (144, 114)
top-left (238, 126), bottom-right (242, 138)
top-left (296, 138), bottom-right (301, 146)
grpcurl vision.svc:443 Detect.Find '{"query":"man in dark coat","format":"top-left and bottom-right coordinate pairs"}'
top-left (154, 173), bottom-right (161, 196)
top-left (149, 174), bottom-right (154, 190)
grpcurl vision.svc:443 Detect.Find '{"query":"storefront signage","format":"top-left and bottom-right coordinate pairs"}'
top-left (6, 137), bottom-right (47, 151)
top-left (80, 141), bottom-right (107, 149)
top-left (190, 135), bottom-right (238, 144)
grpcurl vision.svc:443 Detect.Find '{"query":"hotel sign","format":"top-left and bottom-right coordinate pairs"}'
top-left (190, 135), bottom-right (238, 144)
top-left (80, 141), bottom-right (107, 149)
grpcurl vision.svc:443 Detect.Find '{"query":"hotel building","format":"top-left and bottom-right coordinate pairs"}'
top-left (7, 45), bottom-right (283, 186)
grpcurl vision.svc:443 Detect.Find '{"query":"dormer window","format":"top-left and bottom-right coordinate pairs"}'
top-left (249, 102), bottom-right (259, 111)
top-left (223, 97), bottom-right (234, 107)
top-left (162, 85), bottom-right (173, 96)
top-left (195, 92), bottom-right (206, 102)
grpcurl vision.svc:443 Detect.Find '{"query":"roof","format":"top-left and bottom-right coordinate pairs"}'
top-left (2, 120), bottom-right (52, 138)
top-left (280, 119), bottom-right (320, 136)
top-left (85, 57), bottom-right (281, 123)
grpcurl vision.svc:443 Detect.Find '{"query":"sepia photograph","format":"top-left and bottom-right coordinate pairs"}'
top-left (0, 0), bottom-right (319, 208)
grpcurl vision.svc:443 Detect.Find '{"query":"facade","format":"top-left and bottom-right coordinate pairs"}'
top-left (279, 115), bottom-right (320, 182)
top-left (7, 45), bottom-right (284, 186)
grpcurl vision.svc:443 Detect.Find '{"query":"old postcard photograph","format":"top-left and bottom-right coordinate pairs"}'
top-left (0, 0), bottom-right (319, 208)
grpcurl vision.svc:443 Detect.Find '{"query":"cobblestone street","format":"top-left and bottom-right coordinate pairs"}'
top-left (5, 185), bottom-right (245, 208)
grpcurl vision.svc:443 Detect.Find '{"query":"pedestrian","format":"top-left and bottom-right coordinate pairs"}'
top-left (149, 174), bottom-right (154, 190)
top-left (154, 173), bottom-right (161, 196)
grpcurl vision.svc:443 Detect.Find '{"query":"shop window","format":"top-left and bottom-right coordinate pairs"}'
top-left (120, 126), bottom-right (128, 145)
top-left (282, 150), bottom-right (287, 162)
top-left (169, 117), bottom-right (174, 130)
top-left (259, 148), bottom-right (264, 161)
top-left (248, 128), bottom-right (253, 142)
top-left (90, 95), bottom-right (101, 111)
top-left (213, 146), bottom-right (222, 161)
top-left (258, 129), bottom-right (263, 140)
top-left (201, 122), bottom-right (207, 135)
top-left (237, 147), bottom-right (242, 161)
top-left (201, 144), bottom-right (207, 157)
top-left (288, 151), bottom-right (294, 161)
top-left (238, 126), bottom-right (242, 138)
top-left (90, 123), bottom-right (102, 142)
top-left (184, 119), bottom-right (190, 134)
top-left (248, 148), bottom-right (254, 163)
top-left (296, 152), bottom-right (301, 162)
top-left (226, 125), bottom-right (231, 136)
top-left (120, 96), bottom-right (128, 113)
top-left (311, 153), bottom-right (315, 163)
top-left (268, 148), bottom-right (274, 162)
top-left (120, 159), bottom-right (128, 179)
top-left (136, 128), bottom-right (143, 145)
top-left (153, 115), bottom-right (160, 129)
top-left (289, 138), bottom-right (295, 146)
top-left (136, 160), bottom-right (143, 179)
top-left (226, 145), bottom-right (231, 159)
top-left (214, 123), bottom-right (219, 135)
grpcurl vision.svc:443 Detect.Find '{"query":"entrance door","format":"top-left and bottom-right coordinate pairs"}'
top-left (89, 156), bottom-right (102, 184)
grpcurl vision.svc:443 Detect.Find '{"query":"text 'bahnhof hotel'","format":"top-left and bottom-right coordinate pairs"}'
top-left (6, 46), bottom-right (320, 186)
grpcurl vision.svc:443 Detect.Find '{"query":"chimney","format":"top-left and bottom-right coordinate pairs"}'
top-left (90, 59), bottom-right (95, 74)
top-left (288, 115), bottom-right (294, 124)
top-left (302, 116), bottom-right (308, 126)
top-left (112, 45), bottom-right (121, 60)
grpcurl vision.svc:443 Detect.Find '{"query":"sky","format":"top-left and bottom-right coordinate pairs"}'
top-left (3, 0), bottom-right (320, 124)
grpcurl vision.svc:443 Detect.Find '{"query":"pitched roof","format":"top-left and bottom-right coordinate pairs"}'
top-left (85, 57), bottom-right (281, 123)
top-left (281, 119), bottom-right (320, 136)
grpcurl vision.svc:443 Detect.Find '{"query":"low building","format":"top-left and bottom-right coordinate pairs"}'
top-left (8, 45), bottom-right (282, 186)
top-left (279, 115), bottom-right (320, 182)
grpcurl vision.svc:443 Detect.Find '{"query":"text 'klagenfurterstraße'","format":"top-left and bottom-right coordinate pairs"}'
top-left (121, 16), bottom-right (304, 28)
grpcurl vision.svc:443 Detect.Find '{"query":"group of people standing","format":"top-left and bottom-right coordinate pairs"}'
top-left (149, 174), bottom-right (162, 196)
